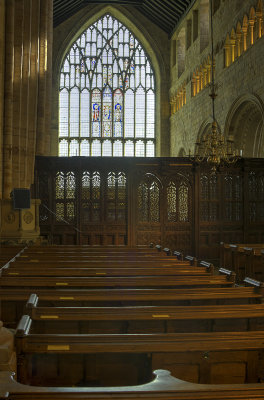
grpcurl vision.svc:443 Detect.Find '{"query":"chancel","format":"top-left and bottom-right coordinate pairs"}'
top-left (0, 0), bottom-right (264, 398)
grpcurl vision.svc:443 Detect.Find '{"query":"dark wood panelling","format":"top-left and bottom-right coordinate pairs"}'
top-left (34, 157), bottom-right (264, 261)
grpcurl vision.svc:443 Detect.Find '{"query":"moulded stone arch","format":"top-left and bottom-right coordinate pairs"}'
top-left (224, 94), bottom-right (264, 157)
top-left (51, 5), bottom-right (168, 156)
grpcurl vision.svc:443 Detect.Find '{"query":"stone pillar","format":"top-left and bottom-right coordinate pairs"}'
top-left (0, 0), bottom-right (5, 200)
top-left (236, 32), bottom-right (242, 58)
top-left (12, 0), bottom-right (24, 188)
top-left (36, 0), bottom-right (48, 155)
top-left (242, 24), bottom-right (248, 52)
top-left (44, 0), bottom-right (53, 156)
top-left (3, 0), bottom-right (15, 199)
top-left (27, 0), bottom-right (40, 187)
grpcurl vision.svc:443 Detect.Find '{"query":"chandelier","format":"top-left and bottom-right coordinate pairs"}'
top-left (192, 0), bottom-right (239, 173)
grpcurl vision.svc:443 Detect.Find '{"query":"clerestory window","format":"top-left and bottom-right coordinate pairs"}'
top-left (59, 14), bottom-right (156, 157)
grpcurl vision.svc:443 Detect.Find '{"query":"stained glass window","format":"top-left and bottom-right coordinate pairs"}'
top-left (59, 14), bottom-right (156, 157)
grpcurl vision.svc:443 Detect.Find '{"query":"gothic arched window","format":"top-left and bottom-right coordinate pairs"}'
top-left (59, 14), bottom-right (155, 157)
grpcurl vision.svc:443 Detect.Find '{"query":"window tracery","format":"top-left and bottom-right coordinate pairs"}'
top-left (59, 14), bottom-right (155, 157)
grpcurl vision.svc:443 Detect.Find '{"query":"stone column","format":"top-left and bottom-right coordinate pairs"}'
top-left (20, 0), bottom-right (31, 188)
top-left (27, 0), bottom-right (40, 187)
top-left (0, 0), bottom-right (5, 200)
top-left (3, 0), bottom-right (15, 199)
top-left (44, 0), bottom-right (53, 156)
top-left (36, 0), bottom-right (48, 155)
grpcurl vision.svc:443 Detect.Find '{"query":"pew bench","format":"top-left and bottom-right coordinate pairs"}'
top-left (0, 274), bottom-right (235, 289)
top-left (14, 316), bottom-right (264, 386)
top-left (1, 286), bottom-right (262, 328)
top-left (3, 369), bottom-right (264, 398)
top-left (2, 265), bottom-right (212, 277)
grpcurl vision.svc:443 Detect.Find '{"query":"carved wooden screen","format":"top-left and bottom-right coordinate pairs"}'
top-left (36, 159), bottom-right (128, 245)
top-left (164, 173), bottom-right (192, 253)
top-left (134, 168), bottom-right (192, 253)
top-left (247, 170), bottom-right (264, 242)
top-left (35, 157), bottom-right (264, 260)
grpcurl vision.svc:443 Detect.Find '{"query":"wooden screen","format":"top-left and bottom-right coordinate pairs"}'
top-left (34, 157), bottom-right (264, 262)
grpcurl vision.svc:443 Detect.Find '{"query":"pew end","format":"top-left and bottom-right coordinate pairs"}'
top-left (163, 248), bottom-right (171, 256)
top-left (219, 268), bottom-right (236, 285)
top-left (199, 260), bottom-right (214, 275)
top-left (173, 251), bottom-right (183, 261)
top-left (184, 255), bottom-right (197, 267)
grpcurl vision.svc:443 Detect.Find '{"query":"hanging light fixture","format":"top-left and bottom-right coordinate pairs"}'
top-left (191, 0), bottom-right (239, 173)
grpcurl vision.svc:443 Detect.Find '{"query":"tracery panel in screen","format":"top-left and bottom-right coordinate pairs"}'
top-left (59, 14), bottom-right (155, 157)
top-left (107, 172), bottom-right (127, 221)
top-left (55, 171), bottom-right (76, 223)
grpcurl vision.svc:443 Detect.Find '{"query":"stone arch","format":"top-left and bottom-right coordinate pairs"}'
top-left (224, 94), bottom-right (264, 157)
top-left (51, 5), bottom-right (168, 156)
top-left (195, 119), bottom-right (213, 153)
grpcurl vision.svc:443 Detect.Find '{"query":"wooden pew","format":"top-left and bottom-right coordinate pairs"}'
top-left (2, 369), bottom-right (264, 398)
top-left (14, 316), bottom-right (264, 385)
top-left (1, 285), bottom-right (262, 328)
top-left (24, 303), bottom-right (264, 326)
top-left (11, 259), bottom-right (191, 268)
top-left (2, 265), bottom-right (212, 277)
top-left (0, 274), bottom-right (235, 289)
top-left (220, 243), bottom-right (264, 282)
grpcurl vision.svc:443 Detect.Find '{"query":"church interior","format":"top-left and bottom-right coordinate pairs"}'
top-left (1, 0), bottom-right (264, 398)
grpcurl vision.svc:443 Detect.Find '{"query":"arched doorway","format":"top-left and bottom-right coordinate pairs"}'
top-left (225, 95), bottom-right (264, 157)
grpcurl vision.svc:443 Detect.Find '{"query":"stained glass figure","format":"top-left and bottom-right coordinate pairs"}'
top-left (59, 14), bottom-right (155, 156)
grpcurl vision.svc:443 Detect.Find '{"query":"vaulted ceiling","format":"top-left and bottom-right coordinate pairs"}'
top-left (53, 0), bottom-right (195, 35)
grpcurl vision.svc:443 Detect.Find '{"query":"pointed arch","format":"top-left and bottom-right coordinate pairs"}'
top-left (52, 5), bottom-right (169, 156)
top-left (57, 13), bottom-right (156, 157)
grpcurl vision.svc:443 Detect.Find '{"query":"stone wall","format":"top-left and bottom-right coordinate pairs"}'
top-left (170, 0), bottom-right (264, 156)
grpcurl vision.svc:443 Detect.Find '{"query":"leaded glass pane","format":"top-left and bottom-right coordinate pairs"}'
top-left (59, 140), bottom-right (68, 157)
top-left (80, 140), bottom-right (90, 156)
top-left (69, 140), bottom-right (79, 156)
top-left (91, 140), bottom-right (101, 156)
top-left (135, 87), bottom-right (145, 137)
top-left (59, 13), bottom-right (155, 156)
top-left (135, 140), bottom-right (145, 157)
top-left (92, 89), bottom-right (101, 137)
top-left (70, 87), bottom-right (79, 137)
top-left (113, 140), bottom-right (123, 156)
top-left (124, 140), bottom-right (134, 156)
top-left (146, 141), bottom-right (155, 157)
top-left (124, 89), bottom-right (134, 138)
top-left (59, 89), bottom-right (69, 137)
top-left (146, 90), bottom-right (155, 138)
top-left (103, 86), bottom-right (112, 137)
top-left (102, 140), bottom-right (112, 156)
top-left (80, 90), bottom-right (90, 137)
